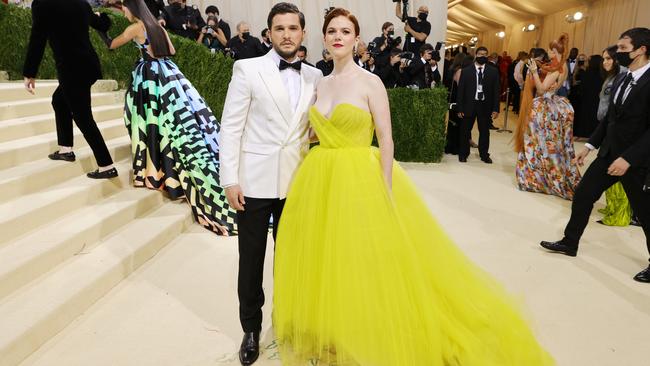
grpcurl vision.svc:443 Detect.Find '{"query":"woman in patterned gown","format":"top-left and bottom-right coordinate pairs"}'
top-left (98, 0), bottom-right (236, 234)
top-left (514, 34), bottom-right (581, 200)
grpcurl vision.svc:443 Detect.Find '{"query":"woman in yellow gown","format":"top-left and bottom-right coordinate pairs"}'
top-left (273, 8), bottom-right (555, 366)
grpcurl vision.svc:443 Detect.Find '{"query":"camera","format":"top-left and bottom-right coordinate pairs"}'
top-left (324, 6), bottom-right (335, 18)
top-left (399, 51), bottom-right (415, 67)
top-left (392, 0), bottom-right (409, 22)
top-left (367, 41), bottom-right (380, 58)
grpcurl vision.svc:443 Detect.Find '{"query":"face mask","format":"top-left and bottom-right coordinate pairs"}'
top-left (616, 51), bottom-right (635, 67)
top-left (242, 32), bottom-right (250, 40)
top-left (387, 30), bottom-right (395, 37)
top-left (418, 13), bottom-right (428, 21)
top-left (475, 56), bottom-right (488, 65)
top-left (577, 60), bottom-right (585, 66)
top-left (171, 3), bottom-right (182, 10)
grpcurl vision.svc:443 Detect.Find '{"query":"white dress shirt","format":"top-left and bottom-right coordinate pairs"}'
top-left (613, 61), bottom-right (650, 104)
top-left (514, 60), bottom-right (525, 88)
top-left (474, 64), bottom-right (485, 101)
top-left (268, 49), bottom-right (302, 111)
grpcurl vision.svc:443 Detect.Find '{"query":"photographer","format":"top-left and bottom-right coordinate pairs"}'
top-left (371, 22), bottom-right (402, 69)
top-left (316, 49), bottom-right (334, 76)
top-left (205, 6), bottom-right (231, 47)
top-left (197, 16), bottom-right (228, 53)
top-left (159, 0), bottom-right (206, 41)
top-left (260, 28), bottom-right (272, 53)
top-left (395, 1), bottom-right (431, 54)
top-left (226, 22), bottom-right (265, 61)
top-left (379, 48), bottom-right (405, 88)
top-left (405, 43), bottom-right (435, 89)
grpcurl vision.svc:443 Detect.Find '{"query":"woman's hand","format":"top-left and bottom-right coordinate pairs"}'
top-left (528, 59), bottom-right (538, 73)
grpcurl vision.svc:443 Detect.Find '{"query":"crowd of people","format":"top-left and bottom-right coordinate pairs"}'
top-left (17, 0), bottom-right (650, 364)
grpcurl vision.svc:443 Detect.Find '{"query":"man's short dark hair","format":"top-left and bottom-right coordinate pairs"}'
top-left (298, 45), bottom-right (307, 54)
top-left (620, 27), bottom-right (650, 56)
top-left (267, 2), bottom-right (305, 30)
top-left (205, 5), bottom-right (219, 15)
top-left (261, 28), bottom-right (269, 38)
top-left (476, 46), bottom-right (488, 54)
top-left (432, 52), bottom-right (441, 62)
top-left (390, 48), bottom-right (403, 57)
top-left (419, 43), bottom-right (434, 55)
top-left (382, 22), bottom-right (393, 31)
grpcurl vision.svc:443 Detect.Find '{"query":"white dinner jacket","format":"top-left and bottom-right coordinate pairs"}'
top-left (219, 52), bottom-right (323, 199)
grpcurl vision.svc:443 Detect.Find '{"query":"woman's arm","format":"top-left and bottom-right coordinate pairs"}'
top-left (367, 75), bottom-right (394, 190)
top-left (104, 23), bottom-right (139, 49)
top-left (528, 61), bottom-right (559, 94)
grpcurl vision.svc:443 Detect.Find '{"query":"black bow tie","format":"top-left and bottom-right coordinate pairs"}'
top-left (569, 60), bottom-right (576, 63)
top-left (279, 59), bottom-right (302, 72)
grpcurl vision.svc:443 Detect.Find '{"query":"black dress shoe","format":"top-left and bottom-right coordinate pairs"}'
top-left (540, 240), bottom-right (578, 257)
top-left (48, 150), bottom-right (76, 162)
top-left (239, 331), bottom-right (260, 365)
top-left (489, 125), bottom-right (499, 130)
top-left (459, 157), bottom-right (467, 163)
top-left (86, 168), bottom-right (118, 179)
top-left (633, 266), bottom-right (650, 283)
top-left (481, 157), bottom-right (493, 164)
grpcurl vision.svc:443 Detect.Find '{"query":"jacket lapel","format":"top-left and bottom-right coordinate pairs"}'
top-left (258, 54), bottom-right (293, 126)
top-left (623, 67), bottom-right (650, 108)
top-left (286, 69), bottom-right (315, 137)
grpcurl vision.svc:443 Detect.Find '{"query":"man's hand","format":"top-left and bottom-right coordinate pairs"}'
top-left (24, 77), bottom-right (35, 95)
top-left (158, 19), bottom-right (166, 27)
top-left (225, 185), bottom-right (246, 211)
top-left (608, 157), bottom-right (631, 176)
top-left (491, 112), bottom-right (499, 119)
top-left (573, 147), bottom-right (591, 167)
top-left (404, 23), bottom-right (412, 33)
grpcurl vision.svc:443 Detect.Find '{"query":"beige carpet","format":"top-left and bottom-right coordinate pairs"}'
top-left (20, 110), bottom-right (650, 366)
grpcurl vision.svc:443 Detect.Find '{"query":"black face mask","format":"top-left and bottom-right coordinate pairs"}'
top-left (418, 12), bottom-right (428, 21)
top-left (475, 56), bottom-right (488, 65)
top-left (387, 30), bottom-right (395, 37)
top-left (171, 3), bottom-right (182, 10)
top-left (242, 32), bottom-right (250, 40)
top-left (616, 51), bottom-right (635, 67)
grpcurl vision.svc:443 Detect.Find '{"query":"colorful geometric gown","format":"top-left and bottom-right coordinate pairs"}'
top-left (273, 103), bottom-right (555, 366)
top-left (516, 89), bottom-right (581, 200)
top-left (124, 41), bottom-right (236, 234)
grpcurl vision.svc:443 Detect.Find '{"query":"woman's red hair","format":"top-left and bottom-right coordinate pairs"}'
top-left (322, 8), bottom-right (360, 36)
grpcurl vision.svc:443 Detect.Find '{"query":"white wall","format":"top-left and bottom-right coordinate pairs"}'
top-left (188, 0), bottom-right (447, 64)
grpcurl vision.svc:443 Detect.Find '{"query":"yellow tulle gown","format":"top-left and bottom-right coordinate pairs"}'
top-left (273, 103), bottom-right (555, 366)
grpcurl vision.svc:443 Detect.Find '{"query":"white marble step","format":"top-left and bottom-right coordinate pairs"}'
top-left (0, 202), bottom-right (192, 366)
top-left (0, 91), bottom-right (122, 120)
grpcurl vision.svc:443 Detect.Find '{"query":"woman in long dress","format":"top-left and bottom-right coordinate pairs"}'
top-left (273, 8), bottom-right (554, 366)
top-left (514, 34), bottom-right (581, 200)
top-left (99, 0), bottom-right (236, 234)
top-left (596, 46), bottom-right (640, 226)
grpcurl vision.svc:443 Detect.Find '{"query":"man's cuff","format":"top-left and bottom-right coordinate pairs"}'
top-left (585, 143), bottom-right (596, 151)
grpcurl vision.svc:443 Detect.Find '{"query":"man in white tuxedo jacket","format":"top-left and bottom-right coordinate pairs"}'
top-left (218, 3), bottom-right (322, 365)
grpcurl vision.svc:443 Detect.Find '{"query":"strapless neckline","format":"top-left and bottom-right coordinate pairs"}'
top-left (311, 103), bottom-right (371, 120)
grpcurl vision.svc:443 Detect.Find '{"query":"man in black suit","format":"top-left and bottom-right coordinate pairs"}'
top-left (405, 43), bottom-right (434, 89)
top-left (315, 49), bottom-right (334, 76)
top-left (23, 0), bottom-right (117, 179)
top-left (159, 0), bottom-right (206, 41)
top-left (541, 28), bottom-right (650, 283)
top-left (456, 46), bottom-right (500, 163)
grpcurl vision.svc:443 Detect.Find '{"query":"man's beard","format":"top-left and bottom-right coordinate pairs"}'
top-left (275, 44), bottom-right (299, 60)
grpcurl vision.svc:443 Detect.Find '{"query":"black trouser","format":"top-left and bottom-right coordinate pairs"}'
top-left (459, 102), bottom-right (491, 159)
top-left (511, 85), bottom-right (521, 112)
top-left (563, 156), bottom-right (650, 261)
top-left (237, 197), bottom-right (285, 332)
top-left (52, 81), bottom-right (113, 167)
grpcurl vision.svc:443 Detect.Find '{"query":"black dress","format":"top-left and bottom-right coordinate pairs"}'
top-left (445, 79), bottom-right (461, 155)
top-left (574, 69), bottom-right (603, 138)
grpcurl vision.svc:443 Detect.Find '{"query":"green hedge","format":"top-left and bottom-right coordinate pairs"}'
top-left (0, 3), bottom-right (447, 163)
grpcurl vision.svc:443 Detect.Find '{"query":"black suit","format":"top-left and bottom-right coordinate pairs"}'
top-left (456, 63), bottom-right (500, 159)
top-left (23, 0), bottom-right (113, 167)
top-left (315, 59), bottom-right (333, 76)
top-left (405, 58), bottom-right (433, 89)
top-left (563, 68), bottom-right (650, 260)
